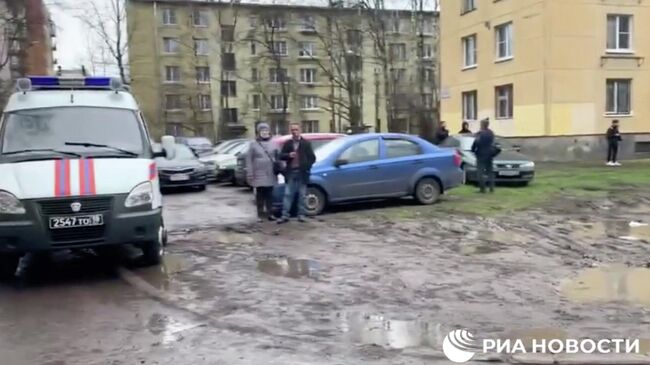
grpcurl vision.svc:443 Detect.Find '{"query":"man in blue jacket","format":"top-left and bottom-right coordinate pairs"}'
top-left (471, 118), bottom-right (497, 193)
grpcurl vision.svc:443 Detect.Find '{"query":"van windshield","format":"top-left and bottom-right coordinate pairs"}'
top-left (0, 107), bottom-right (146, 158)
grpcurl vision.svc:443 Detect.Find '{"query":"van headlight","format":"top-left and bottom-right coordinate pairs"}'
top-left (125, 182), bottom-right (153, 208)
top-left (0, 191), bottom-right (26, 214)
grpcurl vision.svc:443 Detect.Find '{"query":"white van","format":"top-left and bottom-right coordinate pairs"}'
top-left (0, 76), bottom-right (177, 277)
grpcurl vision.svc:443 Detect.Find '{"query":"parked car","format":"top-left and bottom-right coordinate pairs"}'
top-left (446, 134), bottom-right (535, 185)
top-left (176, 137), bottom-right (213, 156)
top-left (235, 133), bottom-right (345, 187)
top-left (154, 143), bottom-right (208, 191)
top-left (212, 138), bottom-right (247, 155)
top-left (272, 133), bottom-right (464, 216)
top-left (200, 140), bottom-right (249, 183)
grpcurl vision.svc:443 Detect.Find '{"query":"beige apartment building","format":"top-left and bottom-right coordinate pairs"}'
top-left (441, 0), bottom-right (650, 160)
top-left (127, 0), bottom-right (438, 140)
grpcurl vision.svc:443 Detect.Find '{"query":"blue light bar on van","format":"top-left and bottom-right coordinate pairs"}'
top-left (17, 76), bottom-right (124, 91)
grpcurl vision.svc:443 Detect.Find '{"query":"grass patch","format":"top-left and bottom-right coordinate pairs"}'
top-left (375, 160), bottom-right (650, 219)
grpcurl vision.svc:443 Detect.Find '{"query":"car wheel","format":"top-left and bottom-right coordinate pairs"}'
top-left (141, 222), bottom-right (165, 266)
top-left (304, 187), bottom-right (326, 216)
top-left (0, 253), bottom-right (20, 279)
top-left (414, 177), bottom-right (441, 205)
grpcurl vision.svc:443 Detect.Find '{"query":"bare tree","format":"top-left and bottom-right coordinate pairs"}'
top-left (77, 0), bottom-right (130, 83)
top-left (0, 0), bottom-right (26, 104)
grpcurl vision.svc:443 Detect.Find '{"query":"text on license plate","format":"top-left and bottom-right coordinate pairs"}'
top-left (170, 173), bottom-right (190, 181)
top-left (498, 170), bottom-right (520, 176)
top-left (49, 214), bottom-right (104, 229)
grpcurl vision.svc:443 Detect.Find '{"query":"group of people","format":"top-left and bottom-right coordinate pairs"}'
top-left (245, 122), bottom-right (316, 224)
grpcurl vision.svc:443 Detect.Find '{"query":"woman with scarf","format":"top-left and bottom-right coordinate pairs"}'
top-left (246, 122), bottom-right (280, 222)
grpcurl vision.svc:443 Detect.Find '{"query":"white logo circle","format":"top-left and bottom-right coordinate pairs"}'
top-left (442, 329), bottom-right (477, 363)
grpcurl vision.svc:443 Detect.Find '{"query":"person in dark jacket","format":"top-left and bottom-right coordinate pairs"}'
top-left (435, 121), bottom-right (450, 145)
top-left (606, 119), bottom-right (622, 166)
top-left (459, 121), bottom-right (472, 134)
top-left (471, 118), bottom-right (496, 193)
top-left (277, 122), bottom-right (316, 223)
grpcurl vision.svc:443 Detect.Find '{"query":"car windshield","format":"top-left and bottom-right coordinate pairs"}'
top-left (187, 137), bottom-right (211, 146)
top-left (222, 141), bottom-right (245, 154)
top-left (311, 139), bottom-right (335, 151)
top-left (174, 144), bottom-right (196, 160)
top-left (0, 107), bottom-right (145, 156)
top-left (315, 137), bottom-right (348, 162)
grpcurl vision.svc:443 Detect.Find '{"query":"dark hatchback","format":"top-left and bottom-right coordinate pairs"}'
top-left (176, 137), bottom-right (213, 156)
top-left (154, 143), bottom-right (208, 190)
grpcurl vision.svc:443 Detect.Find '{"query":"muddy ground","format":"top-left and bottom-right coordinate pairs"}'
top-left (2, 184), bottom-right (650, 364)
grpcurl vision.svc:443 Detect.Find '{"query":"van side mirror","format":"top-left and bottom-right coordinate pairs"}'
top-left (161, 135), bottom-right (176, 160)
top-left (334, 158), bottom-right (349, 167)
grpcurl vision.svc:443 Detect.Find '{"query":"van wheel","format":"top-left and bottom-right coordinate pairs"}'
top-left (142, 224), bottom-right (165, 266)
top-left (304, 187), bottom-right (326, 216)
top-left (414, 178), bottom-right (441, 205)
top-left (0, 254), bottom-right (20, 279)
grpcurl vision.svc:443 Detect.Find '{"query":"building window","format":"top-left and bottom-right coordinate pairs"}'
top-left (390, 17), bottom-right (401, 33)
top-left (421, 68), bottom-right (433, 82)
top-left (462, 34), bottom-right (477, 68)
top-left (421, 94), bottom-right (433, 109)
top-left (222, 108), bottom-right (238, 123)
top-left (271, 41), bottom-right (288, 56)
top-left (162, 9), bottom-right (177, 25)
top-left (251, 41), bottom-right (256, 55)
top-left (192, 9), bottom-right (209, 27)
top-left (221, 81), bottom-right (237, 97)
top-left (461, 0), bottom-right (476, 14)
top-left (270, 120), bottom-right (288, 135)
top-left (164, 66), bottom-right (181, 83)
top-left (221, 25), bottom-right (235, 42)
top-left (462, 90), bottom-right (477, 121)
top-left (606, 79), bottom-right (631, 115)
top-left (495, 22), bottom-right (513, 60)
top-left (299, 68), bottom-right (316, 84)
top-left (166, 123), bottom-right (182, 136)
top-left (269, 68), bottom-right (288, 83)
top-left (300, 95), bottom-right (319, 110)
top-left (495, 84), bottom-right (513, 119)
top-left (222, 53), bottom-right (236, 70)
top-left (607, 15), bottom-right (632, 52)
top-left (163, 37), bottom-right (180, 54)
top-left (251, 68), bottom-right (259, 82)
top-left (301, 15), bottom-right (316, 31)
top-left (270, 95), bottom-right (286, 110)
top-left (196, 67), bottom-right (210, 83)
top-left (302, 120), bottom-right (319, 132)
top-left (298, 42), bottom-right (315, 57)
top-left (199, 94), bottom-right (212, 110)
top-left (251, 94), bottom-right (261, 110)
top-left (249, 15), bottom-right (258, 28)
top-left (268, 16), bottom-right (286, 30)
top-left (390, 68), bottom-right (406, 83)
top-left (165, 95), bottom-right (182, 110)
top-left (194, 39), bottom-right (209, 55)
top-left (389, 43), bottom-right (407, 61)
top-left (418, 44), bottom-right (433, 59)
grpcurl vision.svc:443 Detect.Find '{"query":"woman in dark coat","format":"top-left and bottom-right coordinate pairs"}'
top-left (246, 122), bottom-right (280, 222)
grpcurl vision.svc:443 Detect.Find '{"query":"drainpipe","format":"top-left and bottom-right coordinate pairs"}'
top-left (542, 0), bottom-right (551, 136)
top-left (152, 1), bottom-right (163, 137)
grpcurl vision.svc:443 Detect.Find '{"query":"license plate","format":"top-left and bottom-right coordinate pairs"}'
top-left (498, 170), bottom-right (520, 177)
top-left (49, 214), bottom-right (104, 229)
top-left (170, 173), bottom-right (190, 181)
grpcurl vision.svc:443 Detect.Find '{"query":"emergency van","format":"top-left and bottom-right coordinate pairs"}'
top-left (0, 76), bottom-right (177, 277)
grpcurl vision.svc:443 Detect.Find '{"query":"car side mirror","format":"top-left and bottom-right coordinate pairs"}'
top-left (161, 135), bottom-right (176, 160)
top-left (513, 145), bottom-right (522, 152)
top-left (334, 158), bottom-right (349, 167)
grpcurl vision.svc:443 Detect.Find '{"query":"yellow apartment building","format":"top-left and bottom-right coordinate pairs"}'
top-left (127, 0), bottom-right (438, 141)
top-left (441, 0), bottom-right (650, 160)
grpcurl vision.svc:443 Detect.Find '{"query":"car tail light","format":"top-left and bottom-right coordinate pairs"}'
top-left (453, 150), bottom-right (462, 167)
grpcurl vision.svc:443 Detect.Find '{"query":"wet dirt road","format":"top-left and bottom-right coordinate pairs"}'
top-left (3, 185), bottom-right (650, 364)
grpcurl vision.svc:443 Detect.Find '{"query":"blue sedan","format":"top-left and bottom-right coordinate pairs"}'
top-left (272, 133), bottom-right (464, 216)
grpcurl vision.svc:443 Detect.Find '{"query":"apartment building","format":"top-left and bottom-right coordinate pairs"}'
top-left (441, 0), bottom-right (650, 160)
top-left (127, 0), bottom-right (438, 140)
top-left (0, 0), bottom-right (56, 104)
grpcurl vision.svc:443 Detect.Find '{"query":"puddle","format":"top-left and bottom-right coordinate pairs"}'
top-left (570, 221), bottom-right (650, 242)
top-left (561, 264), bottom-right (650, 305)
top-left (458, 243), bottom-right (503, 255)
top-left (136, 254), bottom-right (190, 291)
top-left (146, 313), bottom-right (206, 345)
top-left (337, 312), bottom-right (442, 349)
top-left (257, 258), bottom-right (319, 279)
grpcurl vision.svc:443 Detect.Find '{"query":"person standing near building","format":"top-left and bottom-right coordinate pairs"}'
top-left (459, 121), bottom-right (472, 134)
top-left (435, 121), bottom-right (450, 145)
top-left (471, 118), bottom-right (497, 193)
top-left (277, 122), bottom-right (316, 224)
top-left (606, 119), bottom-right (622, 166)
top-left (246, 122), bottom-right (279, 222)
